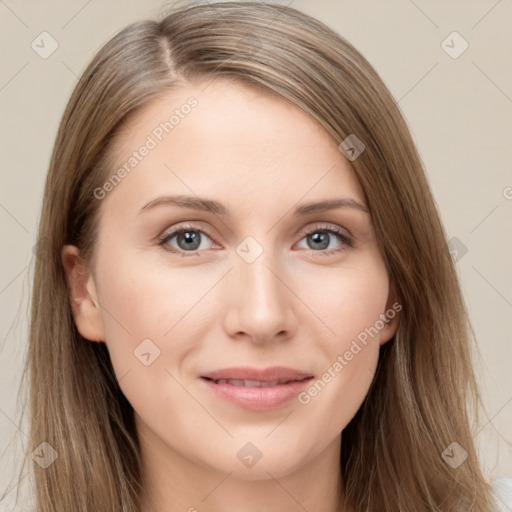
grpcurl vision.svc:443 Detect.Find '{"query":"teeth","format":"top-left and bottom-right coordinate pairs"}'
top-left (246, 379), bottom-right (278, 387)
top-left (214, 379), bottom-right (287, 387)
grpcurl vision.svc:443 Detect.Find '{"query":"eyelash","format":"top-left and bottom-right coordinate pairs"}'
top-left (159, 224), bottom-right (354, 257)
top-left (158, 223), bottom-right (353, 258)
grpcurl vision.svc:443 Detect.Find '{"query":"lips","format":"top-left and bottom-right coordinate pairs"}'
top-left (201, 366), bottom-right (312, 384)
top-left (200, 366), bottom-right (314, 410)
top-left (209, 379), bottom-right (295, 387)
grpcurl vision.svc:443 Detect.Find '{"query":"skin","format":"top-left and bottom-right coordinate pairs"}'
top-left (62, 77), bottom-right (400, 512)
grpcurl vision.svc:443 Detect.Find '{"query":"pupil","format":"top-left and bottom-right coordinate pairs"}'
top-left (310, 232), bottom-right (329, 250)
top-left (179, 231), bottom-right (200, 250)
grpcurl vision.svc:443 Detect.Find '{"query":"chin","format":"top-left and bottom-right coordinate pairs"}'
top-left (198, 438), bottom-right (316, 482)
top-left (214, 457), bottom-right (305, 482)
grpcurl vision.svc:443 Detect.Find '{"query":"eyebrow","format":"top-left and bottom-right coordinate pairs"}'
top-left (138, 194), bottom-right (369, 216)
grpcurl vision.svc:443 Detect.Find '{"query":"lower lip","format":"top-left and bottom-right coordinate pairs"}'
top-left (201, 377), bottom-right (313, 411)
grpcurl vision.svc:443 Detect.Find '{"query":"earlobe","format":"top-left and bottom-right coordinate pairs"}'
top-left (61, 245), bottom-right (105, 343)
top-left (379, 281), bottom-right (402, 346)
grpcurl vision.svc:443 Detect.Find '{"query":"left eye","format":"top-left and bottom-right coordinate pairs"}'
top-left (296, 226), bottom-right (352, 254)
top-left (158, 224), bottom-right (352, 256)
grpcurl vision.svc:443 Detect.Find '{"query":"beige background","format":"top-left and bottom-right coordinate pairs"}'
top-left (1, 0), bottom-right (511, 508)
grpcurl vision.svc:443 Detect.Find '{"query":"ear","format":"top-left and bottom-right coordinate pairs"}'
top-left (61, 245), bottom-right (105, 343)
top-left (379, 280), bottom-right (402, 346)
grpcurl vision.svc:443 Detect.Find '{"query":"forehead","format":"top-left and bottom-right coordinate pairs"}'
top-left (102, 77), bottom-right (365, 215)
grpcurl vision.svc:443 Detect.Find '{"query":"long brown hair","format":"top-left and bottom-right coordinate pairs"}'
top-left (14, 1), bottom-right (493, 510)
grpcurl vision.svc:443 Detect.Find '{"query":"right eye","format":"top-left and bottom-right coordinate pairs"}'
top-left (158, 224), bottom-right (219, 256)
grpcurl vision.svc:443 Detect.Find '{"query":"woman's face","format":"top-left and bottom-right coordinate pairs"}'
top-left (64, 78), bottom-right (399, 480)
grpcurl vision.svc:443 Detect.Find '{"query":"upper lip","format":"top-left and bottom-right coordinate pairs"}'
top-left (200, 366), bottom-right (313, 383)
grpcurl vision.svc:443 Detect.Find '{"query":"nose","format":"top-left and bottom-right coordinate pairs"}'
top-left (223, 251), bottom-right (298, 345)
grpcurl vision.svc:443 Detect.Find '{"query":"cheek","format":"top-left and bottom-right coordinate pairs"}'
top-left (298, 259), bottom-right (390, 346)
top-left (296, 299), bottom-right (382, 443)
top-left (92, 248), bottom-right (187, 370)
top-left (92, 244), bottom-right (228, 384)
top-left (92, 251), bottom-right (205, 430)
top-left (95, 237), bottom-right (193, 333)
top-left (293, 259), bottom-right (388, 428)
